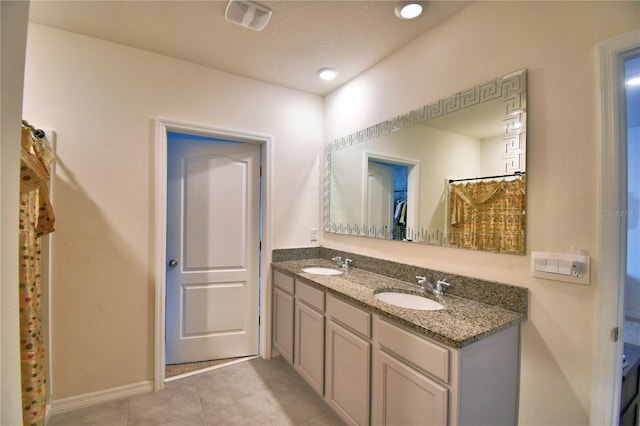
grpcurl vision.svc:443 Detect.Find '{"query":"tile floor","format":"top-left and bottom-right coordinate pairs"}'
top-left (48, 356), bottom-right (345, 426)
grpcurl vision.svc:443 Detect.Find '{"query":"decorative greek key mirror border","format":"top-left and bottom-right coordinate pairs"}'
top-left (323, 69), bottom-right (527, 237)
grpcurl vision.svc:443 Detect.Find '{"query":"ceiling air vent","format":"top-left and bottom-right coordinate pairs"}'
top-left (225, 0), bottom-right (272, 31)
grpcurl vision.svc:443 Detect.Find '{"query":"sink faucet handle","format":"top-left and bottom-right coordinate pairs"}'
top-left (436, 279), bottom-right (450, 294)
top-left (332, 256), bottom-right (342, 263)
top-left (415, 276), bottom-right (431, 294)
top-left (343, 258), bottom-right (353, 268)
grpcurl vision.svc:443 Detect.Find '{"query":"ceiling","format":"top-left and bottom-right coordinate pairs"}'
top-left (28, 0), bottom-right (471, 96)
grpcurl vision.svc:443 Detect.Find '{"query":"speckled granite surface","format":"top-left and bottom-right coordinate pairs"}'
top-left (274, 247), bottom-right (528, 315)
top-left (272, 251), bottom-right (528, 349)
top-left (272, 247), bottom-right (320, 262)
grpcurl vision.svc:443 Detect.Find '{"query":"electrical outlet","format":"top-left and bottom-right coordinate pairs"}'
top-left (531, 251), bottom-right (590, 285)
top-left (310, 228), bottom-right (319, 241)
top-left (571, 260), bottom-right (584, 278)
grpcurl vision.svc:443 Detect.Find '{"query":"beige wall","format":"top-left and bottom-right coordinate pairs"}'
top-left (1, 2), bottom-right (30, 424)
top-left (324, 1), bottom-right (639, 425)
top-left (23, 24), bottom-right (323, 399)
top-left (19, 1), bottom-right (640, 424)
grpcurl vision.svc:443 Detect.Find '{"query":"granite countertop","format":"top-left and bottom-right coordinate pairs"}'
top-left (272, 258), bottom-right (527, 349)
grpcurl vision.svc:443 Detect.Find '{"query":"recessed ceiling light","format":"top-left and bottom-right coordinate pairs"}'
top-left (318, 68), bottom-right (338, 81)
top-left (395, 2), bottom-right (423, 19)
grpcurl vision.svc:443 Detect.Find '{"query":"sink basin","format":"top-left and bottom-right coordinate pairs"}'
top-left (375, 291), bottom-right (445, 311)
top-left (302, 267), bottom-right (342, 276)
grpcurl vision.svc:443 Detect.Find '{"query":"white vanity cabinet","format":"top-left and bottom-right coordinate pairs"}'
top-left (271, 267), bottom-right (521, 426)
top-left (294, 280), bottom-right (325, 396)
top-left (373, 317), bottom-right (520, 426)
top-left (273, 270), bottom-right (295, 364)
top-left (325, 294), bottom-right (372, 426)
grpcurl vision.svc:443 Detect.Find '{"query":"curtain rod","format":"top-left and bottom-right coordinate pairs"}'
top-left (21, 120), bottom-right (46, 139)
top-left (449, 171), bottom-right (525, 184)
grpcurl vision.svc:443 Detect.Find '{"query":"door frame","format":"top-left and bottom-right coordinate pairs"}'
top-left (591, 29), bottom-right (640, 424)
top-left (153, 118), bottom-right (272, 391)
top-left (361, 152), bottom-right (420, 238)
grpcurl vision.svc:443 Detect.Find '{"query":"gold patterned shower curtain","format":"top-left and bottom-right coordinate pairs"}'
top-left (19, 124), bottom-right (55, 426)
top-left (448, 176), bottom-right (525, 254)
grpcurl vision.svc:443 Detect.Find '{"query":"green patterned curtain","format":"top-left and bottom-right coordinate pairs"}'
top-left (448, 176), bottom-right (526, 254)
top-left (19, 125), bottom-right (55, 426)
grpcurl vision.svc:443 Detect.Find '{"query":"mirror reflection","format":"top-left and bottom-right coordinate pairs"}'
top-left (324, 69), bottom-right (527, 254)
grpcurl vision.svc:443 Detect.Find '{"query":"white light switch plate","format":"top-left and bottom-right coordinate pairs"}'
top-left (531, 251), bottom-right (590, 285)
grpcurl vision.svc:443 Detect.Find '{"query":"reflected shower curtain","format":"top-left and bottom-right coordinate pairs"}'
top-left (448, 177), bottom-right (525, 254)
top-left (19, 125), bottom-right (55, 426)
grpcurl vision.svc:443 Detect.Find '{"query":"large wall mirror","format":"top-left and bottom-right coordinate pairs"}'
top-left (323, 69), bottom-right (527, 255)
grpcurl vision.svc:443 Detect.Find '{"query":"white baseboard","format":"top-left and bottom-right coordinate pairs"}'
top-left (270, 348), bottom-right (281, 359)
top-left (45, 403), bottom-right (53, 425)
top-left (48, 380), bottom-right (153, 416)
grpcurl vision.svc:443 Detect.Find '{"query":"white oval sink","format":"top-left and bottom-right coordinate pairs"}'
top-left (302, 267), bottom-right (342, 276)
top-left (375, 291), bottom-right (444, 311)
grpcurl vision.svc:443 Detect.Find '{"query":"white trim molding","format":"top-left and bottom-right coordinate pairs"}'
top-left (591, 28), bottom-right (640, 426)
top-left (153, 118), bottom-right (273, 392)
top-left (40, 130), bottom-right (56, 413)
top-left (49, 381), bottom-right (153, 416)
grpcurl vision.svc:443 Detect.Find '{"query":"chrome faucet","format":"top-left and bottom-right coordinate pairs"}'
top-left (435, 279), bottom-right (450, 296)
top-left (416, 276), bottom-right (450, 296)
top-left (415, 276), bottom-right (434, 294)
top-left (332, 256), bottom-right (353, 269)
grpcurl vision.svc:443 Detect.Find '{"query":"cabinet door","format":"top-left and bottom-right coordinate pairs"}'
top-left (325, 320), bottom-right (371, 425)
top-left (294, 301), bottom-right (325, 395)
top-left (373, 350), bottom-right (447, 426)
top-left (273, 287), bottom-right (294, 364)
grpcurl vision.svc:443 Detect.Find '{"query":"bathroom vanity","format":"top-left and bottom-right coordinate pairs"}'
top-left (272, 254), bottom-right (527, 426)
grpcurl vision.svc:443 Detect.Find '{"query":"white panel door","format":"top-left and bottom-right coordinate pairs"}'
top-left (367, 160), bottom-right (394, 236)
top-left (166, 136), bottom-right (260, 364)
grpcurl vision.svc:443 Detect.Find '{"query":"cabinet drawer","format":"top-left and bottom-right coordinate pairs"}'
top-left (326, 294), bottom-right (371, 338)
top-left (296, 280), bottom-right (325, 312)
top-left (274, 270), bottom-right (294, 294)
top-left (376, 318), bottom-right (449, 384)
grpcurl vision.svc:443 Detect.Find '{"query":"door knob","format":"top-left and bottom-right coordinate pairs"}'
top-left (168, 259), bottom-right (179, 268)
